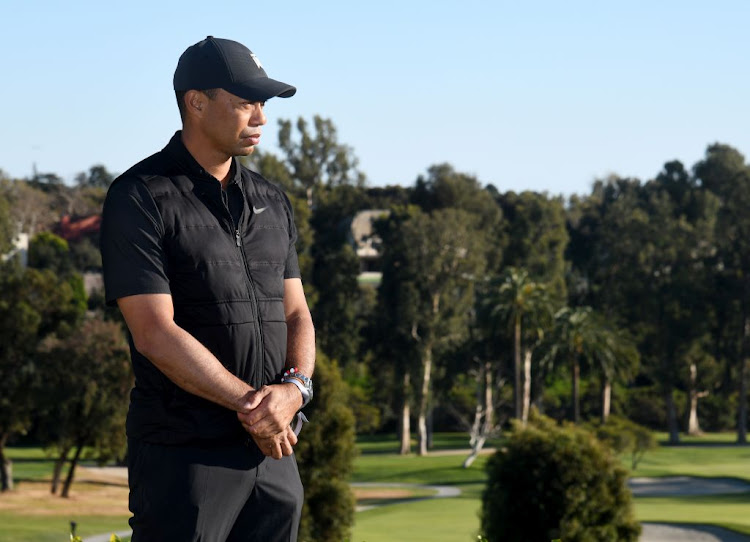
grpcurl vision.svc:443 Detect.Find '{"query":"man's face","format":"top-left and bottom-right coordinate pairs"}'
top-left (198, 88), bottom-right (267, 158)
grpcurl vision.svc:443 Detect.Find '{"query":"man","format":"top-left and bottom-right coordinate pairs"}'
top-left (100, 36), bottom-right (315, 542)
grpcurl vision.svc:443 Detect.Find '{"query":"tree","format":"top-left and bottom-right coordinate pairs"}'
top-left (308, 185), bottom-right (371, 367)
top-left (0, 183), bottom-right (14, 255)
top-left (588, 415), bottom-right (657, 470)
top-left (441, 321), bottom-right (508, 468)
top-left (0, 178), bottom-right (55, 236)
top-left (481, 411), bottom-right (640, 542)
top-left (695, 144), bottom-right (750, 443)
top-left (276, 115), bottom-right (365, 204)
top-left (0, 261), bottom-right (85, 491)
top-left (76, 164), bottom-right (115, 189)
top-left (36, 318), bottom-right (132, 497)
top-left (295, 352), bottom-right (357, 542)
top-left (374, 205), bottom-right (422, 454)
top-left (377, 207), bottom-right (487, 455)
top-left (543, 307), bottom-right (638, 424)
top-left (485, 267), bottom-right (552, 423)
top-left (411, 163), bottom-right (503, 272)
top-left (567, 167), bottom-right (717, 442)
top-left (28, 231), bottom-right (74, 276)
top-left (498, 190), bottom-right (569, 301)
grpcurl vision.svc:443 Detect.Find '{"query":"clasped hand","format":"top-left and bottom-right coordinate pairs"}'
top-left (237, 384), bottom-right (302, 459)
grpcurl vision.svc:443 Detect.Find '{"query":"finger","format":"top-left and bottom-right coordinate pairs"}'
top-left (280, 438), bottom-right (293, 457)
top-left (286, 427), bottom-right (298, 447)
top-left (271, 440), bottom-right (282, 460)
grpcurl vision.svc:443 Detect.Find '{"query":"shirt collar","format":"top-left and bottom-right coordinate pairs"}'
top-left (163, 130), bottom-right (242, 186)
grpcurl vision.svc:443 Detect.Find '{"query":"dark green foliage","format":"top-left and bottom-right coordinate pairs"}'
top-left (75, 164), bottom-right (115, 189)
top-left (277, 116), bottom-right (366, 191)
top-left (296, 352), bottom-right (357, 542)
top-left (0, 187), bottom-right (14, 255)
top-left (28, 231), bottom-right (73, 276)
top-left (36, 318), bottom-right (132, 496)
top-left (0, 260), bottom-right (86, 490)
top-left (69, 237), bottom-right (102, 271)
top-left (497, 190), bottom-right (569, 300)
top-left (411, 163), bottom-right (503, 272)
top-left (481, 412), bottom-right (640, 542)
top-left (587, 415), bottom-right (657, 469)
top-left (621, 386), bottom-right (666, 429)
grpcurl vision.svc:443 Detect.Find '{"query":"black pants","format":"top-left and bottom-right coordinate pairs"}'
top-left (127, 438), bottom-right (303, 542)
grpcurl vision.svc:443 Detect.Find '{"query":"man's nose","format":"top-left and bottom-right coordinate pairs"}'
top-left (251, 105), bottom-right (267, 126)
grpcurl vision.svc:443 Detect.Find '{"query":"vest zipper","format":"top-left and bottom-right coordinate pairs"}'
top-left (235, 228), bottom-right (266, 389)
top-left (216, 186), bottom-right (266, 388)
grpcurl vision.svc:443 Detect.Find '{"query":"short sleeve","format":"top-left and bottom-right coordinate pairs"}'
top-left (100, 178), bottom-right (171, 305)
top-left (281, 191), bottom-right (301, 280)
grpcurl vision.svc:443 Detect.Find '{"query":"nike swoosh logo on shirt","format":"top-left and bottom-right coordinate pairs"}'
top-left (253, 206), bottom-right (268, 214)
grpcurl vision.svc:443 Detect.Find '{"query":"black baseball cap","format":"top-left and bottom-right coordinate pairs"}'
top-left (173, 36), bottom-right (296, 102)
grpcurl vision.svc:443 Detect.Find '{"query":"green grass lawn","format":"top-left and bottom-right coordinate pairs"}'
top-left (635, 493), bottom-right (750, 536)
top-left (351, 433), bottom-right (750, 542)
top-left (353, 497), bottom-right (483, 542)
top-left (1, 446), bottom-right (131, 542)
top-left (629, 435), bottom-right (750, 537)
top-left (3, 433), bottom-right (750, 542)
top-left (0, 515), bottom-right (129, 542)
top-left (632, 440), bottom-right (750, 481)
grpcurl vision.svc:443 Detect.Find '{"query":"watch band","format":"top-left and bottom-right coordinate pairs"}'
top-left (283, 375), bottom-right (312, 408)
top-left (280, 367), bottom-right (313, 409)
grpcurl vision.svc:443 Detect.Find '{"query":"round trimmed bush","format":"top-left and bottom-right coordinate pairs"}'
top-left (481, 412), bottom-right (640, 542)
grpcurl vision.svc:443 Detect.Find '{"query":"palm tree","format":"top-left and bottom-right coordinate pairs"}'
top-left (543, 307), bottom-right (638, 423)
top-left (485, 268), bottom-right (552, 423)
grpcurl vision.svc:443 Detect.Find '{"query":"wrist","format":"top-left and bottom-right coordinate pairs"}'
top-left (280, 367), bottom-right (313, 408)
top-left (282, 380), bottom-right (305, 409)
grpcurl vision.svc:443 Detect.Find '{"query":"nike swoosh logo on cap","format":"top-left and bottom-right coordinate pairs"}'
top-left (253, 206), bottom-right (268, 214)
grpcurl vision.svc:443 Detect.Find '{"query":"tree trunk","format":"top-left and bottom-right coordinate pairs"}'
top-left (483, 361), bottom-right (494, 437)
top-left (417, 345), bottom-right (433, 456)
top-left (464, 361), bottom-right (495, 469)
top-left (521, 348), bottom-right (532, 426)
top-left (572, 357), bottom-right (581, 423)
top-left (601, 378), bottom-right (611, 423)
top-left (399, 372), bottom-right (411, 455)
top-left (513, 317), bottom-right (522, 419)
top-left (687, 362), bottom-right (704, 436)
top-left (666, 389), bottom-right (680, 444)
top-left (426, 409), bottom-right (434, 450)
top-left (0, 432), bottom-right (12, 492)
top-left (739, 357), bottom-right (748, 444)
top-left (61, 444), bottom-right (83, 498)
top-left (468, 397), bottom-right (482, 447)
top-left (51, 446), bottom-right (71, 494)
top-left (532, 362), bottom-right (546, 414)
top-left (738, 314), bottom-right (749, 444)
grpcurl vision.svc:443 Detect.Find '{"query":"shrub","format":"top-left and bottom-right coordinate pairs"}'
top-left (481, 411), bottom-right (640, 542)
top-left (588, 415), bottom-right (657, 469)
top-left (295, 351), bottom-right (357, 542)
top-left (622, 386), bottom-right (666, 429)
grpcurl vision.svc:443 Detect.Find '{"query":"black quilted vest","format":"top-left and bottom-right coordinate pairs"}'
top-left (117, 134), bottom-right (297, 445)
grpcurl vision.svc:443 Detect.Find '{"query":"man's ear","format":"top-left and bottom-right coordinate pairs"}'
top-left (185, 90), bottom-right (206, 118)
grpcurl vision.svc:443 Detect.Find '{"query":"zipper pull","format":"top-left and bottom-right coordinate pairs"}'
top-left (235, 229), bottom-right (241, 247)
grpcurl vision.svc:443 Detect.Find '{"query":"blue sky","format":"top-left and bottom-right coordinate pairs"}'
top-left (1, 0), bottom-right (748, 197)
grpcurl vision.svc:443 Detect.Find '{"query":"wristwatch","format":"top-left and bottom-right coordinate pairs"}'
top-left (280, 367), bottom-right (313, 408)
